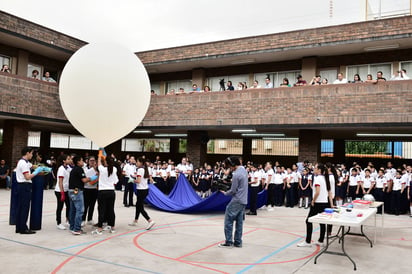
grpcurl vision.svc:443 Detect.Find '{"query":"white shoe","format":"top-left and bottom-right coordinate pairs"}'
top-left (103, 225), bottom-right (111, 231)
top-left (315, 241), bottom-right (325, 247)
top-left (297, 241), bottom-right (312, 247)
top-left (110, 228), bottom-right (116, 233)
top-left (267, 206), bottom-right (274, 211)
top-left (91, 229), bottom-right (102, 235)
top-left (81, 221), bottom-right (85, 227)
top-left (57, 223), bottom-right (66, 230)
top-left (128, 221), bottom-right (137, 226)
top-left (146, 221), bottom-right (155, 230)
top-left (260, 205), bottom-right (267, 210)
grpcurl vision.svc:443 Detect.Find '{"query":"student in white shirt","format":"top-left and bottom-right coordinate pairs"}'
top-left (129, 158), bottom-right (155, 230)
top-left (122, 156), bottom-right (136, 207)
top-left (298, 163), bottom-right (333, 247)
top-left (246, 164), bottom-right (261, 215)
top-left (82, 156), bottom-right (98, 226)
top-left (55, 154), bottom-right (72, 230)
top-left (391, 170), bottom-right (407, 215)
top-left (264, 163), bottom-right (275, 210)
top-left (92, 155), bottom-right (118, 235)
top-left (360, 169), bottom-right (375, 196)
top-left (347, 168), bottom-right (360, 201)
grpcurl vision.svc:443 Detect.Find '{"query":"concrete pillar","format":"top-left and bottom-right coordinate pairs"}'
top-left (242, 138), bottom-right (252, 163)
top-left (192, 68), bottom-right (206, 90)
top-left (301, 57), bottom-right (317, 83)
top-left (186, 131), bottom-right (208, 168)
top-left (333, 139), bottom-right (346, 164)
top-left (2, 120), bottom-right (30, 168)
top-left (298, 130), bottom-right (321, 164)
top-left (16, 50), bottom-right (29, 77)
top-left (169, 138), bottom-right (180, 155)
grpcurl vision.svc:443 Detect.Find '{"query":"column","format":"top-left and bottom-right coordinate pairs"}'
top-left (301, 57), bottom-right (317, 83)
top-left (242, 138), bottom-right (252, 163)
top-left (2, 120), bottom-right (30, 169)
top-left (333, 139), bottom-right (346, 164)
top-left (186, 131), bottom-right (208, 168)
top-left (192, 68), bottom-right (206, 90)
top-left (16, 50), bottom-right (29, 77)
top-left (298, 130), bottom-right (321, 164)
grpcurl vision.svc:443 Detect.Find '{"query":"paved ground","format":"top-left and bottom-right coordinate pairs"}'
top-left (0, 189), bottom-right (411, 274)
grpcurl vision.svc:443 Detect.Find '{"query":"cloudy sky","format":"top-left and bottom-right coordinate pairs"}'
top-left (0, 0), bottom-right (408, 52)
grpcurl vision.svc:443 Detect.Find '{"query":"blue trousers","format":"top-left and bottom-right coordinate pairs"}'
top-left (69, 190), bottom-right (84, 231)
top-left (16, 183), bottom-right (32, 233)
top-left (224, 201), bottom-right (246, 246)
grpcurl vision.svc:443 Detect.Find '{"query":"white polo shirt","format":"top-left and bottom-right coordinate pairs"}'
top-left (313, 175), bottom-right (329, 203)
top-left (55, 165), bottom-right (72, 192)
top-left (136, 167), bottom-right (149, 190)
top-left (98, 165), bottom-right (118, 190)
top-left (16, 158), bottom-right (32, 183)
top-left (251, 170), bottom-right (261, 187)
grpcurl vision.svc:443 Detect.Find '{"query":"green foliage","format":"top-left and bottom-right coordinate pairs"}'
top-left (345, 141), bottom-right (388, 155)
top-left (178, 139), bottom-right (187, 153)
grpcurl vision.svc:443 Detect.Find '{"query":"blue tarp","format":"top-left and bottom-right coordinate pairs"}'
top-left (144, 175), bottom-right (267, 213)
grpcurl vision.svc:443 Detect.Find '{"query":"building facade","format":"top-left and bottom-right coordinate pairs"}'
top-left (1, 10), bottom-right (412, 168)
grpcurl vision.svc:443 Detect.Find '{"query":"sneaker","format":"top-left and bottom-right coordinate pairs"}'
top-left (128, 221), bottom-right (138, 226)
top-left (259, 205), bottom-right (267, 210)
top-left (234, 243), bottom-right (242, 248)
top-left (91, 229), bottom-right (102, 235)
top-left (71, 230), bottom-right (81, 235)
top-left (103, 225), bottom-right (111, 231)
top-left (146, 221), bottom-right (155, 230)
top-left (110, 228), bottom-right (116, 233)
top-left (81, 221), bottom-right (85, 227)
top-left (87, 220), bottom-right (94, 225)
top-left (297, 241), bottom-right (312, 247)
top-left (57, 223), bottom-right (66, 230)
top-left (218, 243), bottom-right (233, 248)
top-left (267, 206), bottom-right (274, 212)
top-left (315, 241), bottom-right (325, 247)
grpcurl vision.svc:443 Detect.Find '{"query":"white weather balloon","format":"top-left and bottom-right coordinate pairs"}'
top-left (59, 43), bottom-right (151, 148)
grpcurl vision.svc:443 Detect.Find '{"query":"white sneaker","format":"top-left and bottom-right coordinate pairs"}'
top-left (91, 229), bottom-right (102, 235)
top-left (297, 241), bottom-right (312, 247)
top-left (260, 205), bottom-right (267, 210)
top-left (146, 221), bottom-right (155, 230)
top-left (103, 225), bottom-right (111, 231)
top-left (128, 221), bottom-right (137, 226)
top-left (110, 228), bottom-right (116, 233)
top-left (81, 221), bottom-right (85, 227)
top-left (315, 241), bottom-right (325, 247)
top-left (57, 223), bottom-right (66, 230)
top-left (267, 206), bottom-right (274, 211)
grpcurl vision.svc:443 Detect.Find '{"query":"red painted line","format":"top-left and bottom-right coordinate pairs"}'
top-left (176, 228), bottom-right (260, 260)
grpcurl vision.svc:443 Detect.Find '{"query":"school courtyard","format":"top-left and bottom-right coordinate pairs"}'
top-left (0, 189), bottom-right (410, 274)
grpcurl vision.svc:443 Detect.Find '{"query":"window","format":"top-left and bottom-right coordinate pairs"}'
top-left (207, 75), bottom-right (249, 91)
top-left (121, 138), bottom-right (170, 152)
top-left (207, 139), bottom-right (243, 154)
top-left (0, 55), bottom-right (11, 69)
top-left (150, 82), bottom-right (161, 95)
top-left (50, 133), bottom-right (98, 150)
top-left (318, 68), bottom-right (338, 83)
top-left (251, 138), bottom-right (298, 156)
top-left (321, 139), bottom-right (334, 157)
top-left (366, 0), bottom-right (410, 20)
top-left (27, 63), bottom-right (43, 79)
top-left (400, 61), bottom-right (412, 78)
top-left (254, 71), bottom-right (301, 88)
top-left (166, 80), bottom-right (192, 93)
top-left (347, 62), bottom-right (392, 82)
top-left (27, 131), bottom-right (41, 147)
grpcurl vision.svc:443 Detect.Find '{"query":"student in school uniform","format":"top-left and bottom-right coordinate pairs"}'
top-left (264, 163), bottom-right (275, 211)
top-left (129, 157), bottom-right (155, 230)
top-left (373, 169), bottom-right (387, 214)
top-left (55, 154), bottom-right (72, 230)
top-left (297, 163), bottom-right (333, 247)
top-left (391, 170), bottom-right (407, 215)
top-left (167, 164), bottom-right (177, 193)
top-left (247, 164), bottom-right (261, 215)
top-left (273, 166), bottom-right (286, 207)
top-left (298, 168), bottom-right (312, 208)
top-left (347, 168), bottom-right (361, 201)
top-left (122, 156), bottom-right (136, 207)
top-left (361, 169), bottom-right (375, 196)
top-left (82, 156), bottom-right (98, 226)
top-left (191, 168), bottom-right (201, 195)
top-left (92, 155), bottom-right (118, 235)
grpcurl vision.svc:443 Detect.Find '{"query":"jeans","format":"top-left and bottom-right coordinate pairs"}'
top-left (69, 190), bottom-right (84, 231)
top-left (224, 200), bottom-right (246, 246)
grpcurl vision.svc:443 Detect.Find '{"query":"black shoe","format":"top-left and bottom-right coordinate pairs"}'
top-left (234, 243), bottom-right (242, 248)
top-left (20, 230), bottom-right (36, 234)
top-left (246, 212), bottom-right (257, 215)
top-left (218, 243), bottom-right (233, 248)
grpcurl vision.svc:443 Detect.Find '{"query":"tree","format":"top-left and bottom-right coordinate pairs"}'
top-left (345, 141), bottom-right (388, 155)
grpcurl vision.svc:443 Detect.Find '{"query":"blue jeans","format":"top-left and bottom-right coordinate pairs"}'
top-left (224, 200), bottom-right (246, 246)
top-left (69, 190), bottom-right (84, 231)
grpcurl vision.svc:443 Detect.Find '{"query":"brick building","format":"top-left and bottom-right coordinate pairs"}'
top-left (1, 10), bottom-right (412, 168)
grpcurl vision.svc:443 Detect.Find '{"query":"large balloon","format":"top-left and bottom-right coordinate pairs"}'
top-left (59, 43), bottom-right (151, 148)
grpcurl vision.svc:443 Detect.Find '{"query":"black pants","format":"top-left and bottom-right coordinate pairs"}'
top-left (391, 190), bottom-right (401, 215)
top-left (97, 190), bottom-right (116, 227)
top-left (348, 185), bottom-right (357, 201)
top-left (16, 183), bottom-right (32, 233)
top-left (135, 189), bottom-right (150, 221)
top-left (266, 184), bottom-right (275, 206)
top-left (305, 202), bottom-right (329, 243)
top-left (55, 191), bottom-right (70, 225)
top-left (249, 186), bottom-right (259, 213)
top-left (123, 178), bottom-right (134, 206)
top-left (274, 184), bottom-right (284, 206)
top-left (83, 188), bottom-right (98, 222)
top-left (373, 188), bottom-right (384, 213)
top-left (286, 184), bottom-right (297, 207)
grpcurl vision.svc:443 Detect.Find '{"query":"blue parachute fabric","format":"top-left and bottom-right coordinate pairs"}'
top-left (145, 174), bottom-right (267, 213)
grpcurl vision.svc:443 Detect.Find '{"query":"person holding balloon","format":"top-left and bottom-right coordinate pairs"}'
top-left (68, 155), bottom-right (98, 235)
top-left (55, 154), bottom-right (72, 230)
top-left (82, 156), bottom-right (99, 226)
top-left (92, 152), bottom-right (118, 235)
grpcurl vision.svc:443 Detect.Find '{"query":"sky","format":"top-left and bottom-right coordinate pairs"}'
top-left (0, 0), bottom-right (408, 52)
